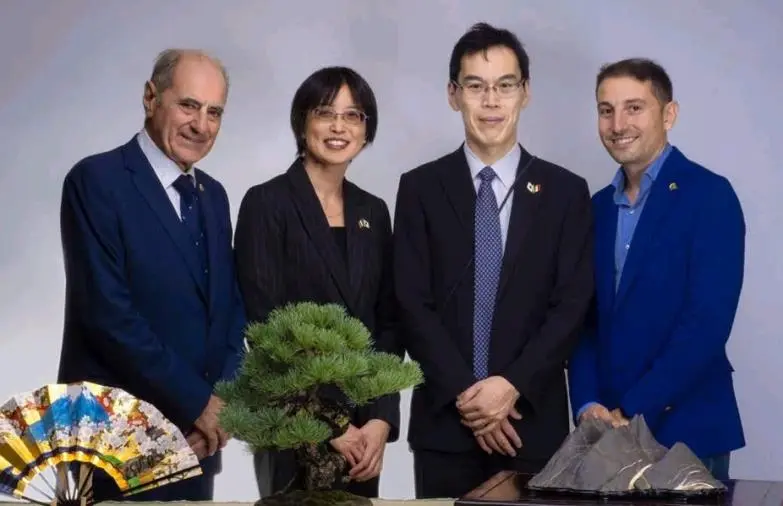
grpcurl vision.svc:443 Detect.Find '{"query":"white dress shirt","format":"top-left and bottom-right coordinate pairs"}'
top-left (463, 142), bottom-right (521, 250)
top-left (136, 128), bottom-right (196, 221)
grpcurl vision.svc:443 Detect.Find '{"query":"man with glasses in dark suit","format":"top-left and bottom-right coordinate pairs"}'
top-left (393, 22), bottom-right (594, 499)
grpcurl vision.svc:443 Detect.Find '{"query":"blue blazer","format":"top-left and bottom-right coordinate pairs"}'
top-left (568, 146), bottom-right (745, 458)
top-left (57, 137), bottom-right (246, 443)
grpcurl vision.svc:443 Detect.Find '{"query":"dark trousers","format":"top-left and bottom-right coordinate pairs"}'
top-left (413, 448), bottom-right (547, 499)
top-left (702, 453), bottom-right (731, 481)
top-left (254, 449), bottom-right (379, 498)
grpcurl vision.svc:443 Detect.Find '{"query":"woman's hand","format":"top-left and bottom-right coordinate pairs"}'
top-left (350, 419), bottom-right (390, 482)
top-left (329, 424), bottom-right (366, 467)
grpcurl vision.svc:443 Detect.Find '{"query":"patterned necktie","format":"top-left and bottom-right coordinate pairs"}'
top-left (473, 166), bottom-right (503, 379)
top-left (172, 174), bottom-right (208, 285)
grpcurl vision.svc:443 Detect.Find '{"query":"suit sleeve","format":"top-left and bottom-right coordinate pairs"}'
top-left (60, 163), bottom-right (212, 429)
top-left (567, 298), bottom-right (601, 423)
top-left (220, 281), bottom-right (248, 381)
top-left (393, 172), bottom-right (476, 409)
top-left (619, 178), bottom-right (745, 428)
top-left (358, 200), bottom-right (403, 441)
top-left (217, 187), bottom-right (248, 382)
top-left (234, 186), bottom-right (286, 327)
top-left (501, 177), bottom-right (595, 414)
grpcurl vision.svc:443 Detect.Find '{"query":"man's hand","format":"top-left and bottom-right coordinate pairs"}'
top-left (579, 403), bottom-right (628, 427)
top-left (186, 430), bottom-right (209, 460)
top-left (610, 408), bottom-right (630, 425)
top-left (330, 424), bottom-right (365, 468)
top-left (476, 415), bottom-right (523, 457)
top-left (193, 395), bottom-right (229, 456)
top-left (457, 376), bottom-right (520, 434)
top-left (350, 419), bottom-right (390, 482)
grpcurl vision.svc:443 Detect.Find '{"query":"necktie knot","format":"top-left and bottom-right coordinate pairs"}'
top-left (478, 166), bottom-right (497, 183)
top-left (173, 174), bottom-right (197, 203)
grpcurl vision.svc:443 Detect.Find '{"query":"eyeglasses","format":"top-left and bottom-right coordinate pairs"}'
top-left (311, 107), bottom-right (368, 125)
top-left (452, 79), bottom-right (525, 98)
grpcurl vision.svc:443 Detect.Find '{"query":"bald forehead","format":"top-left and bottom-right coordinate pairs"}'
top-left (171, 55), bottom-right (228, 104)
top-left (174, 55), bottom-right (225, 83)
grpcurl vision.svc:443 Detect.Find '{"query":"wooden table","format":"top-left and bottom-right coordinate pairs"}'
top-left (6, 471), bottom-right (779, 506)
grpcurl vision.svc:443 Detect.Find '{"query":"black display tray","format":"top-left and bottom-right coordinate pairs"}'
top-left (455, 471), bottom-right (782, 506)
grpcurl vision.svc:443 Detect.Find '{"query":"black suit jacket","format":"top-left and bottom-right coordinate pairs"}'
top-left (234, 159), bottom-right (403, 441)
top-left (393, 145), bottom-right (594, 459)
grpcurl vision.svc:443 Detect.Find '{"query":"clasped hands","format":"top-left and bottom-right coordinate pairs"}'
top-left (187, 395), bottom-right (230, 460)
top-left (329, 419), bottom-right (390, 482)
top-left (457, 376), bottom-right (523, 457)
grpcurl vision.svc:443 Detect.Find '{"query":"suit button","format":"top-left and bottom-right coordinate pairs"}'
top-left (664, 406), bottom-right (672, 412)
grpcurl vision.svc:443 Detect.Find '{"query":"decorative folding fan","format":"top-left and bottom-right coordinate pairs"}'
top-left (0, 382), bottom-right (201, 506)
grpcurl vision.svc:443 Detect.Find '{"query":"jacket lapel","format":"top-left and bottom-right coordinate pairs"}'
top-left (497, 147), bottom-right (541, 300)
top-left (195, 172), bottom-right (221, 314)
top-left (439, 146), bottom-right (476, 233)
top-left (614, 156), bottom-right (682, 306)
top-left (123, 139), bottom-right (207, 303)
top-left (594, 191), bottom-right (617, 312)
top-left (286, 159), bottom-right (355, 312)
top-left (344, 184), bottom-right (371, 310)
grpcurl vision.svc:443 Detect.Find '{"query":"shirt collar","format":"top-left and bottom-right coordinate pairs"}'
top-left (611, 142), bottom-right (673, 198)
top-left (136, 128), bottom-right (196, 189)
top-left (464, 142), bottom-right (521, 189)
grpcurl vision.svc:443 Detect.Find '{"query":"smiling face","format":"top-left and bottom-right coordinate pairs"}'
top-left (448, 45), bottom-right (529, 161)
top-left (303, 84), bottom-right (367, 168)
top-left (142, 55), bottom-right (226, 170)
top-left (596, 76), bottom-right (677, 173)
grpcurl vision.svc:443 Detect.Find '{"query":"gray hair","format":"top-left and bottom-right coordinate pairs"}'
top-left (149, 48), bottom-right (230, 97)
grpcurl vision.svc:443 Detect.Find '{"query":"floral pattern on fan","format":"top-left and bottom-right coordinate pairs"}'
top-left (0, 382), bottom-right (201, 501)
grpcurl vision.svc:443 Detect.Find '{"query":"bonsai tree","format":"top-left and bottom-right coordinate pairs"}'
top-left (215, 302), bottom-right (423, 506)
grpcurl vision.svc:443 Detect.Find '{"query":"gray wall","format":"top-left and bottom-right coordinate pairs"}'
top-left (0, 0), bottom-right (780, 500)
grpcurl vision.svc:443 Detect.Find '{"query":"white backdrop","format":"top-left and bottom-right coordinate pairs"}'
top-left (0, 0), bottom-right (781, 500)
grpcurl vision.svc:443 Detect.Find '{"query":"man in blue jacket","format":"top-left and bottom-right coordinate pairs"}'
top-left (57, 49), bottom-right (246, 500)
top-left (568, 58), bottom-right (745, 481)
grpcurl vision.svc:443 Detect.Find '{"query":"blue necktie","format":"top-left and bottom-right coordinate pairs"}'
top-left (173, 174), bottom-right (208, 286)
top-left (473, 166), bottom-right (503, 379)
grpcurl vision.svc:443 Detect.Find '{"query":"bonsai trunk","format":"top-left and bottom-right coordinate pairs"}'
top-left (256, 444), bottom-right (371, 506)
top-left (255, 387), bottom-right (373, 505)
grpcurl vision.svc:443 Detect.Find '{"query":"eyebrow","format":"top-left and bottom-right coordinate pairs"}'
top-left (461, 73), bottom-right (520, 82)
top-left (597, 98), bottom-right (647, 108)
top-left (180, 96), bottom-right (225, 114)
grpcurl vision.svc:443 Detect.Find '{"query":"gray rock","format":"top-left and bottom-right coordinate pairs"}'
top-left (527, 415), bottom-right (726, 494)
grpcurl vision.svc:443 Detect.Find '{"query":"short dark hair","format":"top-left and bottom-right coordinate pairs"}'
top-left (290, 66), bottom-right (378, 156)
top-left (596, 58), bottom-right (674, 105)
top-left (449, 22), bottom-right (530, 83)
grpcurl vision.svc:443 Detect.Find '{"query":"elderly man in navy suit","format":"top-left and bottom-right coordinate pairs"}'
top-left (57, 49), bottom-right (246, 501)
top-left (568, 58), bottom-right (745, 481)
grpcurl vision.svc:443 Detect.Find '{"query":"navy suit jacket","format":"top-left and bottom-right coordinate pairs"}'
top-left (568, 146), bottom-right (745, 458)
top-left (57, 137), bottom-right (246, 469)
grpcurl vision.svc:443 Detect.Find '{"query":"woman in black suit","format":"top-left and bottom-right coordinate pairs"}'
top-left (233, 66), bottom-right (402, 499)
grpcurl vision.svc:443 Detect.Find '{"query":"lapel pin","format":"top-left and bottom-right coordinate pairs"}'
top-left (526, 182), bottom-right (541, 194)
top-left (358, 218), bottom-right (370, 229)
top-left (668, 182), bottom-right (678, 191)
top-left (198, 183), bottom-right (205, 192)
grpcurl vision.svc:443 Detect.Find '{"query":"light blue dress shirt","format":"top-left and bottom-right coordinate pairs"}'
top-left (612, 143), bottom-right (673, 290)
